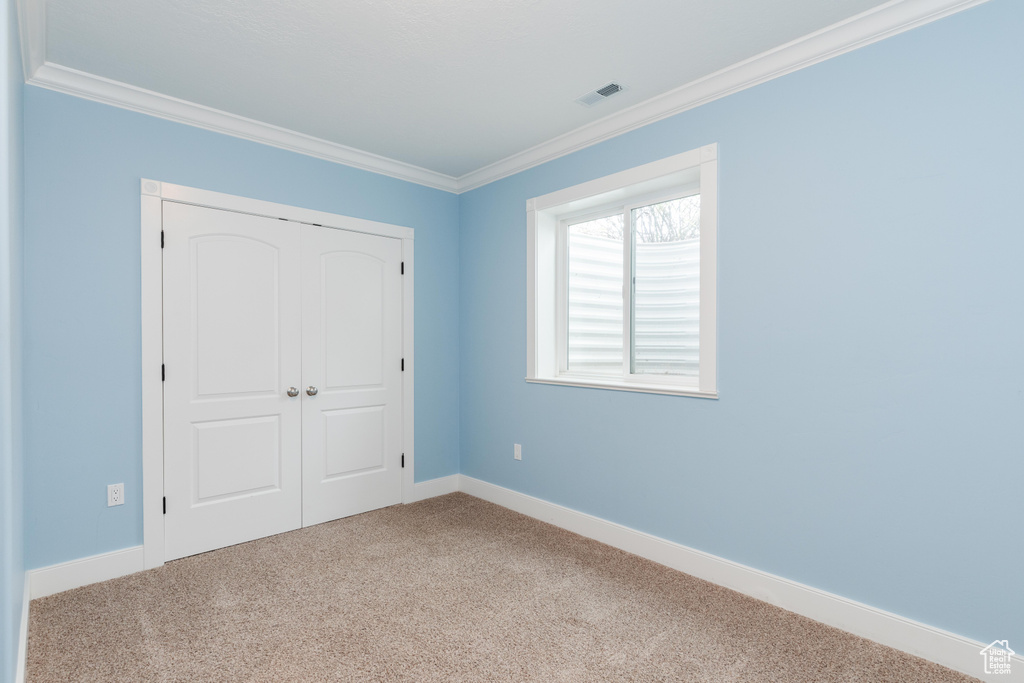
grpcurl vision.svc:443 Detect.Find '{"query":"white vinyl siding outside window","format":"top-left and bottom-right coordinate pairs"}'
top-left (527, 145), bottom-right (717, 398)
top-left (564, 213), bottom-right (624, 376)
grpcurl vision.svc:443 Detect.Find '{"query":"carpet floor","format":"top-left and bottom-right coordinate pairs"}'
top-left (27, 493), bottom-right (977, 682)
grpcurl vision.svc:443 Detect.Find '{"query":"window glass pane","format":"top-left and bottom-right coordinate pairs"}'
top-left (631, 195), bottom-right (700, 378)
top-left (567, 215), bottom-right (623, 376)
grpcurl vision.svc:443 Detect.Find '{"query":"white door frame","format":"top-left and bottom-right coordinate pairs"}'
top-left (140, 179), bottom-right (415, 570)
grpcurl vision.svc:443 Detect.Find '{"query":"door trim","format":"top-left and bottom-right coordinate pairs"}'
top-left (140, 179), bottom-right (415, 570)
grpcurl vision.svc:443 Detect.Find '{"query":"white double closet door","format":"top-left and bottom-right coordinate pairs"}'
top-left (162, 202), bottom-right (404, 561)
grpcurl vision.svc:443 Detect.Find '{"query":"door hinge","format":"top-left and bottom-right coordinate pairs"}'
top-left (401, 261), bottom-right (404, 275)
top-left (162, 364), bottom-right (165, 381)
top-left (401, 453), bottom-right (405, 468)
top-left (163, 497), bottom-right (166, 514)
top-left (160, 230), bottom-right (164, 248)
top-left (401, 358), bottom-right (404, 371)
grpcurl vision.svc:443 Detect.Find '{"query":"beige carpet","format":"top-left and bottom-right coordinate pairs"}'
top-left (28, 493), bottom-right (976, 682)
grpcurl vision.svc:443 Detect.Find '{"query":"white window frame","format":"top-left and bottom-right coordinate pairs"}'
top-left (527, 144), bottom-right (718, 398)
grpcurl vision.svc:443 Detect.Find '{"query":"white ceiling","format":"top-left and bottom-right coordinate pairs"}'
top-left (41, 0), bottom-right (896, 179)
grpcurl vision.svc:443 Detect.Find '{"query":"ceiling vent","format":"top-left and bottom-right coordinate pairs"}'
top-left (576, 82), bottom-right (625, 107)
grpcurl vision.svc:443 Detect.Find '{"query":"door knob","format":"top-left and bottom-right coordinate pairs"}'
top-left (286, 387), bottom-right (299, 397)
top-left (306, 386), bottom-right (318, 396)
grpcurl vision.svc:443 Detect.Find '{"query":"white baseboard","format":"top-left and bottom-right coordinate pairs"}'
top-left (407, 474), bottom-right (460, 503)
top-left (28, 546), bottom-right (145, 599)
top-left (457, 475), bottom-right (1020, 681)
top-left (15, 574), bottom-right (29, 683)
top-left (25, 477), bottom-right (464, 601)
top-left (22, 478), bottom-right (1017, 680)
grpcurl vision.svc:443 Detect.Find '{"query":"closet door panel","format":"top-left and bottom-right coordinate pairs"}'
top-left (163, 202), bottom-right (303, 561)
top-left (301, 226), bottom-right (403, 526)
top-left (323, 252), bottom-right (384, 388)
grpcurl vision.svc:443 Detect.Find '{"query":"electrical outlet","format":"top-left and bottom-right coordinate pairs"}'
top-left (514, 444), bottom-right (522, 461)
top-left (107, 483), bottom-right (125, 507)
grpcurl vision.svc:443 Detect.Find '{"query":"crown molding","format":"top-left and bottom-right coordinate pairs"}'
top-left (454, 0), bottom-right (991, 192)
top-left (16, 0), bottom-right (988, 194)
top-left (25, 62), bottom-right (461, 193)
top-left (15, 0), bottom-right (44, 81)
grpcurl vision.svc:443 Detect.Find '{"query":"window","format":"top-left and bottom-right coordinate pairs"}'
top-left (527, 145), bottom-right (717, 397)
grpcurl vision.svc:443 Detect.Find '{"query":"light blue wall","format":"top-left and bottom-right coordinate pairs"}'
top-left (459, 0), bottom-right (1023, 645)
top-left (23, 87), bottom-right (460, 569)
top-left (0, 0), bottom-right (23, 680)
top-left (15, 0), bottom-right (1023, 654)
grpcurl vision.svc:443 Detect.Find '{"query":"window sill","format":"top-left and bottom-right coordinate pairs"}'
top-left (525, 376), bottom-right (718, 399)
